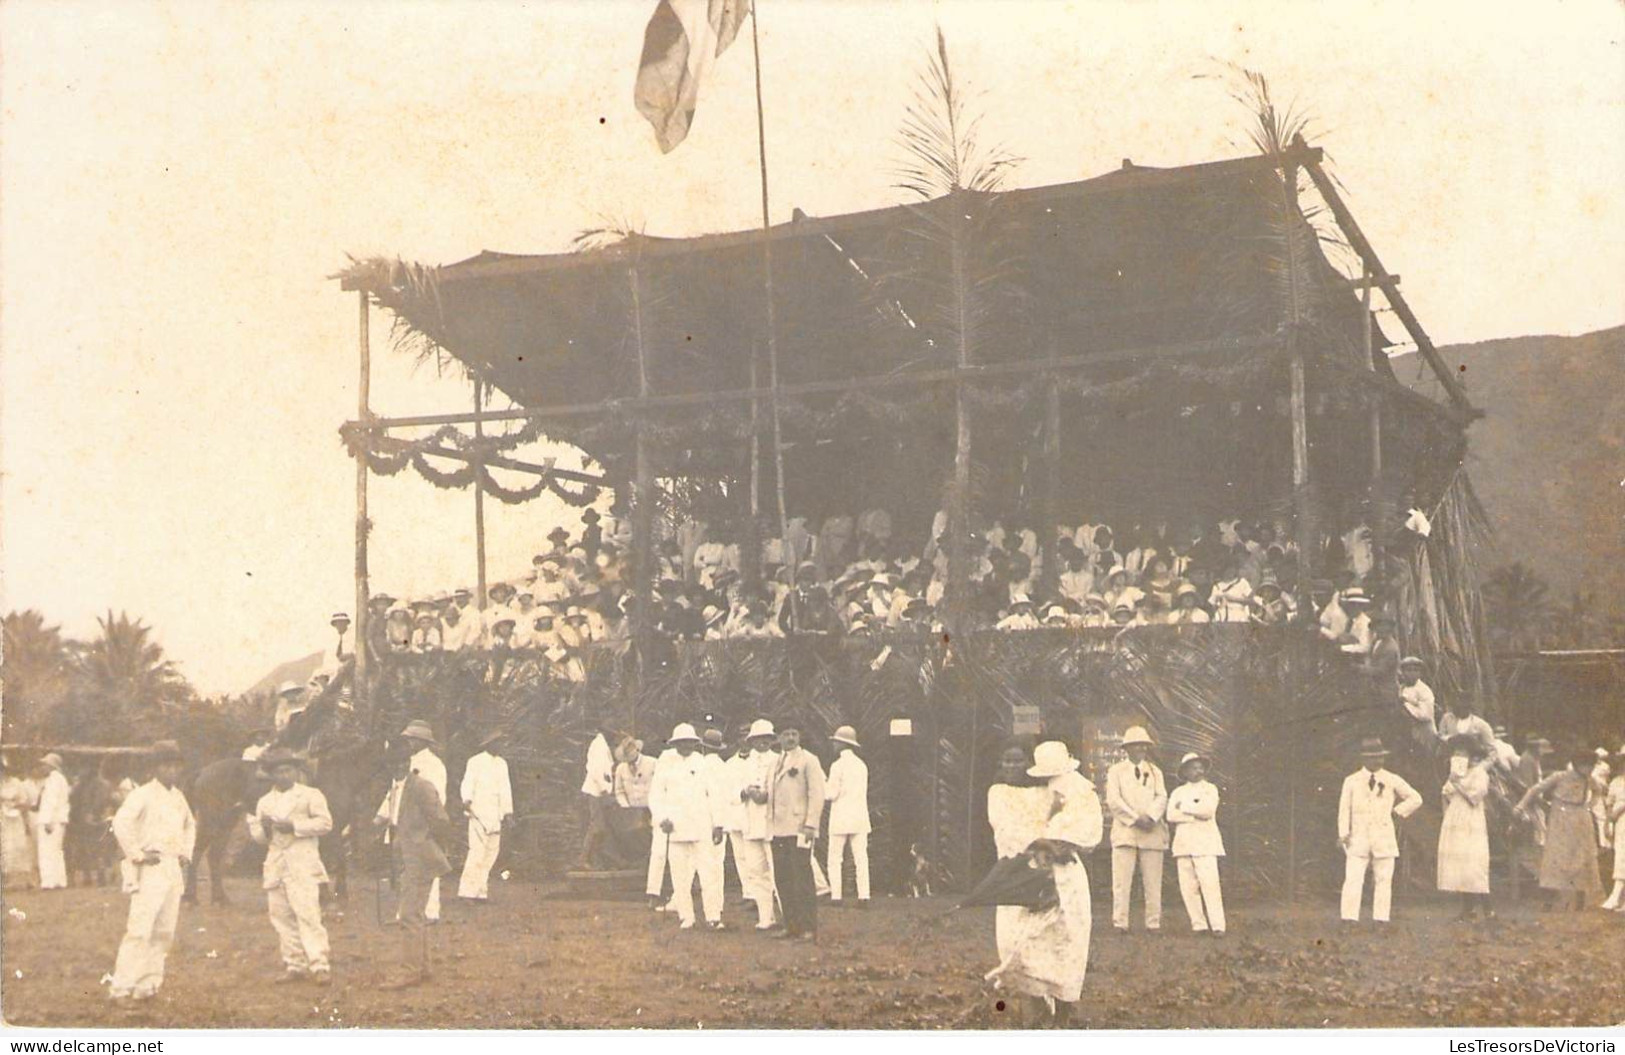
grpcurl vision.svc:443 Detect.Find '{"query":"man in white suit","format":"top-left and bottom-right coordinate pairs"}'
top-left (699, 729), bottom-right (739, 921)
top-left (737, 720), bottom-right (780, 929)
top-left (647, 724), bottom-right (724, 930)
top-left (1105, 726), bottom-right (1168, 933)
top-left (108, 741), bottom-right (195, 1004)
top-left (1338, 737), bottom-right (1422, 923)
top-left (457, 731), bottom-right (513, 903)
top-left (824, 726), bottom-right (872, 906)
top-left (32, 753), bottom-right (71, 891)
top-left (249, 748), bottom-right (334, 983)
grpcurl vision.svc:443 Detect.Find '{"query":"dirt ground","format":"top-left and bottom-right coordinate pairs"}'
top-left (2, 875), bottom-right (1621, 1030)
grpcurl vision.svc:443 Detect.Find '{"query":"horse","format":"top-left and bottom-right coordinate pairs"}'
top-left (183, 756), bottom-right (262, 905)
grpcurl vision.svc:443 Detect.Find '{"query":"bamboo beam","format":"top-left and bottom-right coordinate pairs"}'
top-left (1299, 149), bottom-right (1476, 417)
top-left (359, 332), bottom-right (1284, 431)
top-left (353, 291), bottom-right (371, 718)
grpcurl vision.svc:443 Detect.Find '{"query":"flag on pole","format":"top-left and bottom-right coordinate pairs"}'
top-left (634, 0), bottom-right (751, 153)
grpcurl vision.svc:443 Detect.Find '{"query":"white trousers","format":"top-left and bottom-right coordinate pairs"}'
top-left (811, 852), bottom-right (830, 897)
top-left (828, 832), bottom-right (870, 901)
top-left (427, 877), bottom-right (441, 921)
top-left (268, 875), bottom-right (330, 973)
top-left (110, 859), bottom-right (183, 998)
top-left (1175, 855), bottom-right (1225, 933)
top-left (36, 822), bottom-right (66, 889)
top-left (737, 837), bottom-right (776, 924)
top-left (665, 840), bottom-right (722, 924)
top-left (458, 820), bottom-right (501, 900)
top-left (1341, 853), bottom-right (1396, 922)
top-left (701, 833), bottom-right (726, 916)
top-left (646, 829), bottom-right (671, 897)
top-left (1111, 845), bottom-right (1164, 929)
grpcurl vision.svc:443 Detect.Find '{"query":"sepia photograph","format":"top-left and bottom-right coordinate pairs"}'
top-left (1, 0), bottom-right (1622, 1038)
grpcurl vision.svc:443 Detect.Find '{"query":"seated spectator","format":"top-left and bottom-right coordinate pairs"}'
top-left (733, 599), bottom-right (785, 640)
top-left (1249, 576), bottom-right (1296, 627)
top-left (1128, 592), bottom-right (1167, 627)
top-left (1167, 583), bottom-right (1211, 625)
top-left (1103, 567), bottom-right (1143, 613)
top-left (1142, 554), bottom-right (1178, 609)
top-left (1058, 551), bottom-right (1095, 606)
top-left (385, 603), bottom-right (414, 652)
top-left (995, 595), bottom-right (1039, 631)
top-left (1208, 559), bottom-right (1253, 623)
top-left (531, 558), bottom-right (570, 605)
top-left (562, 606), bottom-right (594, 645)
top-left (1108, 601), bottom-right (1135, 628)
top-left (441, 595), bottom-right (477, 651)
top-left (701, 605), bottom-right (728, 640)
top-left (1336, 587), bottom-right (1374, 655)
top-left (411, 610), bottom-right (442, 652)
top-left (1042, 603), bottom-right (1074, 629)
top-left (1080, 593), bottom-right (1110, 628)
top-left (489, 614), bottom-right (518, 651)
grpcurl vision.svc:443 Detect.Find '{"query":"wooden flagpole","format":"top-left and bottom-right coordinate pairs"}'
top-left (749, 2), bottom-right (797, 621)
top-left (353, 291), bottom-right (371, 718)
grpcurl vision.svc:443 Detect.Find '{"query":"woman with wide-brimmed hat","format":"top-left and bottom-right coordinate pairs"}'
top-left (983, 740), bottom-right (1103, 1027)
top-left (1437, 736), bottom-right (1493, 919)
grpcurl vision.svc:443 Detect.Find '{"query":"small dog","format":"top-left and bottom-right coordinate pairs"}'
top-left (908, 842), bottom-right (935, 898)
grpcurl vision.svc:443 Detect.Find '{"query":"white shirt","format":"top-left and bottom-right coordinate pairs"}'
top-left (1209, 578), bottom-right (1254, 623)
top-left (614, 754), bottom-right (658, 808)
top-left (987, 783), bottom-right (1048, 858)
top-left (1166, 780), bottom-right (1225, 857)
top-left (581, 733), bottom-right (615, 797)
top-left (250, 783), bottom-right (332, 888)
top-left (1399, 679), bottom-right (1436, 730)
top-left (709, 753), bottom-right (747, 833)
top-left (36, 770), bottom-right (71, 827)
top-left (825, 751), bottom-right (872, 835)
top-left (410, 748), bottom-right (446, 803)
top-left (1337, 768), bottom-right (1422, 859)
top-left (740, 749), bottom-right (779, 840)
top-left (111, 779), bottom-right (196, 863)
top-left (648, 750), bottom-right (715, 842)
top-left (460, 751), bottom-right (514, 831)
top-left (1042, 771), bottom-right (1104, 850)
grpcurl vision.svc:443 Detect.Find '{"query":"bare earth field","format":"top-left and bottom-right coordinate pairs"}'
top-left (3, 876), bottom-right (1622, 1030)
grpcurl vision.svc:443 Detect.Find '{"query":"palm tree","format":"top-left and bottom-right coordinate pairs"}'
top-left (1482, 563), bottom-right (1553, 651)
top-left (882, 27), bottom-right (1024, 628)
top-left (1, 609), bottom-right (72, 740)
top-left (70, 611), bottom-right (192, 738)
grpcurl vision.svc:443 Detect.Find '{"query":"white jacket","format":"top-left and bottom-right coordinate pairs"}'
top-left (581, 733), bottom-right (616, 797)
top-left (1043, 771), bottom-right (1104, 850)
top-left (648, 750), bottom-right (716, 843)
top-left (711, 754), bottom-right (747, 833)
top-left (825, 751), bottom-right (872, 835)
top-left (250, 783), bottom-right (333, 889)
top-left (460, 751), bottom-right (513, 831)
top-left (36, 770), bottom-right (71, 828)
top-left (111, 780), bottom-right (196, 864)
top-left (739, 749), bottom-right (778, 840)
top-left (1166, 780), bottom-right (1225, 857)
top-left (1105, 759), bottom-right (1169, 850)
top-left (1337, 768), bottom-right (1422, 859)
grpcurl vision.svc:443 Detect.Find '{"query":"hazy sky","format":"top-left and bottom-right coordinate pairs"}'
top-left (3, 0), bottom-right (1621, 693)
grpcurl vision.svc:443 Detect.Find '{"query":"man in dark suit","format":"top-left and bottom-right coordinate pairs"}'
top-left (375, 749), bottom-right (452, 989)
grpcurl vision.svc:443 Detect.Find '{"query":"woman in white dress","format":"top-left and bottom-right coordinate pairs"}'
top-left (984, 740), bottom-right (1103, 1027)
top-left (1601, 751), bottom-right (1625, 912)
top-left (1437, 737), bottom-right (1492, 919)
top-left (985, 745), bottom-right (1048, 962)
top-left (1, 763), bottom-right (40, 889)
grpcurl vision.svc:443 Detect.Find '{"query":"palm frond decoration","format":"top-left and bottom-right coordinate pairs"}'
top-left (333, 254), bottom-right (462, 378)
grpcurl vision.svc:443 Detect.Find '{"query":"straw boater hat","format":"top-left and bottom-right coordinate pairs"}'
top-left (1009, 593), bottom-right (1033, 610)
top-left (1121, 726), bottom-right (1155, 748)
top-left (453, 586), bottom-right (472, 599)
top-left (701, 729), bottom-right (727, 752)
top-left (1341, 587), bottom-right (1371, 606)
top-left (831, 725), bottom-right (861, 749)
top-left (747, 719), bottom-right (776, 741)
top-left (39, 753), bottom-right (63, 772)
top-left (1399, 655), bottom-right (1426, 671)
top-left (1358, 736), bottom-right (1390, 759)
top-left (1043, 604), bottom-right (1070, 624)
top-left (668, 722), bottom-right (701, 744)
top-left (330, 611), bottom-right (351, 626)
top-left (277, 680), bottom-right (303, 697)
top-left (1178, 751), bottom-right (1207, 776)
top-left (701, 605), bottom-right (726, 628)
top-left (1027, 741), bottom-right (1080, 779)
top-left (400, 720), bottom-right (436, 746)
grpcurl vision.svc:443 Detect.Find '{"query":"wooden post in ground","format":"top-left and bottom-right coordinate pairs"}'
top-left (1364, 269), bottom-right (1381, 482)
top-left (354, 290), bottom-right (372, 721)
top-left (628, 260), bottom-right (655, 651)
top-left (474, 378), bottom-right (489, 620)
top-left (1282, 154), bottom-right (1312, 904)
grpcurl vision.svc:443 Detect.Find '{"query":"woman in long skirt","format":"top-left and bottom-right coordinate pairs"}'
top-left (1516, 746), bottom-right (1603, 910)
top-left (1, 765), bottom-right (39, 890)
top-left (1437, 737), bottom-right (1492, 918)
top-left (986, 744), bottom-right (1048, 962)
top-left (1602, 755), bottom-right (1625, 912)
top-left (985, 741), bottom-right (1103, 1027)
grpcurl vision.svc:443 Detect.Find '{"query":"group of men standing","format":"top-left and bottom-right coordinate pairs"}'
top-left (581, 718), bottom-right (872, 941)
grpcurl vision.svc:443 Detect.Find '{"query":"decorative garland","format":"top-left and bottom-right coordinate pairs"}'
top-left (340, 423), bottom-right (604, 507)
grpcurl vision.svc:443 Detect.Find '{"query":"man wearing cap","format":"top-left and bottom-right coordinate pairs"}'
top-left (823, 726), bottom-right (871, 907)
top-left (376, 721), bottom-right (446, 922)
top-left (375, 748), bottom-right (452, 989)
top-left (1105, 726), bottom-right (1168, 933)
top-left (648, 724), bottom-right (724, 930)
top-left (108, 741), bottom-right (195, 1003)
top-left (458, 732), bottom-right (513, 904)
top-left (1337, 738), bottom-right (1423, 923)
top-left (767, 726), bottom-right (826, 939)
top-left (32, 752), bottom-right (71, 891)
top-left (249, 748), bottom-right (333, 984)
top-left (1166, 753), bottom-right (1226, 937)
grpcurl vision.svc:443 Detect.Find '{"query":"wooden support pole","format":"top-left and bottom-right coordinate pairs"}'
top-left (1299, 148), bottom-right (1475, 417)
top-left (353, 291), bottom-right (371, 717)
top-left (1282, 155), bottom-right (1311, 904)
top-left (473, 378), bottom-right (489, 617)
top-left (1364, 267), bottom-right (1382, 482)
top-left (1039, 341), bottom-right (1062, 601)
top-left (628, 263), bottom-right (655, 647)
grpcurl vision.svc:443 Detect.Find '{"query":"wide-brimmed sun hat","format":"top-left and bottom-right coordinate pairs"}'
top-left (1178, 751), bottom-right (1207, 774)
top-left (668, 722), bottom-right (701, 743)
top-left (400, 720), bottom-right (436, 744)
top-left (831, 725), bottom-right (861, 749)
top-left (1358, 736), bottom-right (1390, 758)
top-left (747, 719), bottom-right (776, 740)
top-left (1121, 726), bottom-right (1155, 748)
top-left (1027, 741), bottom-right (1080, 779)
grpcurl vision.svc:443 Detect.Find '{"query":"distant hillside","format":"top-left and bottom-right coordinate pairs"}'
top-left (243, 650), bottom-right (324, 698)
top-left (1424, 326), bottom-right (1625, 623)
